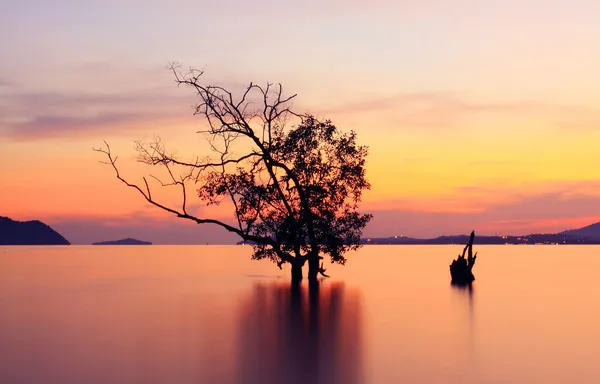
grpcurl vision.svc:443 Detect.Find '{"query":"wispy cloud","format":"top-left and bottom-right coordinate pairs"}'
top-left (4, 64), bottom-right (598, 141)
top-left (8, 114), bottom-right (141, 139)
top-left (363, 179), bottom-right (600, 237)
top-left (320, 92), bottom-right (600, 130)
top-left (0, 64), bottom-right (300, 141)
top-left (0, 86), bottom-right (192, 140)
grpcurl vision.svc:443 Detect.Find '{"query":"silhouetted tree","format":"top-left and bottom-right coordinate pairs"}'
top-left (95, 65), bottom-right (372, 282)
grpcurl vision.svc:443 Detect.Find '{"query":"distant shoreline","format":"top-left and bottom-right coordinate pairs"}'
top-left (360, 234), bottom-right (600, 245)
top-left (2, 243), bottom-right (600, 247)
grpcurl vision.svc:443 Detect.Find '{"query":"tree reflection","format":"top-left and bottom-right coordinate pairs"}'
top-left (236, 281), bottom-right (363, 384)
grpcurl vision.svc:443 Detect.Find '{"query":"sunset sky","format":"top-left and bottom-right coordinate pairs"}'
top-left (1, 0), bottom-right (600, 244)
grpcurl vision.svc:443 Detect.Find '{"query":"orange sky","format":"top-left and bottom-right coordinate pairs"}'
top-left (1, 0), bottom-right (599, 243)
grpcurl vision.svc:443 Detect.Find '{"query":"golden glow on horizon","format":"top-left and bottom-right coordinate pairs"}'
top-left (1, 115), bottom-right (598, 229)
top-left (2, 0), bottom-right (600, 238)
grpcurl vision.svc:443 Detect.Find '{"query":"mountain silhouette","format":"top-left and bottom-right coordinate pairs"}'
top-left (560, 222), bottom-right (600, 239)
top-left (0, 216), bottom-right (70, 245)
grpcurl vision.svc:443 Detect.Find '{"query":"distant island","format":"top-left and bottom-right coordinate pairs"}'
top-left (361, 221), bottom-right (600, 245)
top-left (92, 238), bottom-right (152, 245)
top-left (0, 216), bottom-right (70, 245)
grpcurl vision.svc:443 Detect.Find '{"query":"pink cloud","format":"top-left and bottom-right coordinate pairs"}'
top-left (39, 179), bottom-right (600, 243)
top-left (47, 212), bottom-right (239, 245)
top-left (363, 181), bottom-right (600, 237)
top-left (320, 92), bottom-right (600, 130)
top-left (0, 66), bottom-right (253, 141)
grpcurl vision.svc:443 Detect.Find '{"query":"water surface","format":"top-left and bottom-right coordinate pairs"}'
top-left (1, 245), bottom-right (599, 383)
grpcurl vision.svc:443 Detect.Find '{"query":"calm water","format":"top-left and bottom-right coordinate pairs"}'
top-left (1, 245), bottom-right (600, 383)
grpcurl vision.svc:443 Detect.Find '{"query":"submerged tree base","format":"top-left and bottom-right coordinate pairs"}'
top-left (449, 230), bottom-right (477, 285)
top-left (291, 263), bottom-right (304, 283)
top-left (291, 259), bottom-right (330, 284)
top-left (449, 263), bottom-right (475, 285)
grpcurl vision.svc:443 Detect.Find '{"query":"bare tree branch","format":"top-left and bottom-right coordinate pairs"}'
top-left (92, 141), bottom-right (294, 265)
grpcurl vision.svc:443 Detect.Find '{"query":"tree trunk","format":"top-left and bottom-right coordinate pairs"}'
top-left (308, 256), bottom-right (320, 281)
top-left (291, 259), bottom-right (304, 283)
